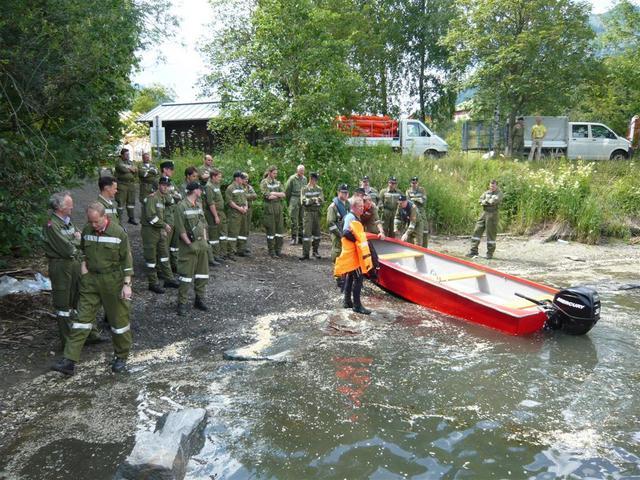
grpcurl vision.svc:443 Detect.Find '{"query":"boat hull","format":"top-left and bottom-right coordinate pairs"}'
top-left (368, 236), bottom-right (557, 335)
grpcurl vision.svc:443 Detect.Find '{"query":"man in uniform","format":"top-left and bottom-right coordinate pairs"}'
top-left (361, 195), bottom-right (385, 237)
top-left (43, 192), bottom-right (103, 347)
top-left (204, 168), bottom-right (229, 263)
top-left (528, 116), bottom-right (546, 161)
top-left (97, 176), bottom-right (121, 226)
top-left (406, 176), bottom-right (429, 247)
top-left (182, 166), bottom-right (200, 195)
top-left (225, 171), bottom-right (249, 256)
top-left (285, 164), bottom-right (307, 245)
top-left (327, 184), bottom-right (350, 263)
top-left (361, 175), bottom-right (379, 205)
top-left (511, 117), bottom-right (525, 159)
top-left (300, 172), bottom-right (324, 260)
top-left (378, 176), bottom-right (401, 236)
top-left (159, 161), bottom-right (182, 273)
top-left (260, 165), bottom-right (286, 258)
top-left (198, 154), bottom-right (216, 185)
top-left (394, 194), bottom-right (422, 244)
top-left (242, 172), bottom-right (257, 255)
top-left (466, 180), bottom-right (503, 259)
top-left (175, 182), bottom-right (210, 316)
top-left (52, 202), bottom-right (133, 376)
top-left (114, 148), bottom-right (138, 224)
top-left (141, 177), bottom-right (179, 293)
top-left (138, 152), bottom-right (159, 203)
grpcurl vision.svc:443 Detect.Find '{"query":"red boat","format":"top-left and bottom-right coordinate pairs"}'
top-left (367, 235), bottom-right (600, 336)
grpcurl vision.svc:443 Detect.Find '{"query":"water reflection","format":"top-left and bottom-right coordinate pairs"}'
top-left (334, 356), bottom-right (373, 423)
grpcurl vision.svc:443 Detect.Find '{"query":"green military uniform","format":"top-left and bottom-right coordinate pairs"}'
top-left (42, 214), bottom-right (101, 346)
top-left (97, 195), bottom-right (120, 227)
top-left (378, 187), bottom-right (401, 236)
top-left (327, 198), bottom-right (350, 262)
top-left (469, 187), bottom-right (503, 258)
top-left (361, 203), bottom-right (382, 234)
top-left (198, 165), bottom-right (216, 185)
top-left (285, 173), bottom-right (307, 241)
top-left (165, 184), bottom-right (183, 272)
top-left (511, 122), bottom-right (525, 159)
top-left (225, 181), bottom-right (248, 254)
top-left (244, 183), bottom-right (257, 253)
top-left (363, 187), bottom-right (379, 205)
top-left (260, 176), bottom-right (285, 256)
top-left (395, 201), bottom-right (422, 245)
top-left (114, 157), bottom-right (137, 221)
top-left (407, 186), bottom-right (429, 247)
top-left (64, 220), bottom-right (133, 363)
top-left (141, 190), bottom-right (172, 286)
top-left (301, 184), bottom-right (325, 257)
top-left (138, 161), bottom-right (159, 203)
top-left (204, 179), bottom-right (228, 259)
top-left (175, 198), bottom-right (209, 305)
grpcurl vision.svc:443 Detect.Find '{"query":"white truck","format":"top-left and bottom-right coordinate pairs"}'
top-left (338, 115), bottom-right (448, 157)
top-left (523, 116), bottom-right (632, 160)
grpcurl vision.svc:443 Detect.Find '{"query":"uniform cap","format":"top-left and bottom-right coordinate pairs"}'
top-left (120, 148), bottom-right (129, 155)
top-left (398, 194), bottom-right (407, 201)
top-left (160, 161), bottom-right (175, 170)
top-left (361, 175), bottom-right (370, 181)
top-left (241, 172), bottom-right (249, 179)
top-left (388, 176), bottom-right (397, 183)
top-left (186, 181), bottom-right (202, 192)
top-left (233, 171), bottom-right (243, 178)
top-left (411, 176), bottom-right (418, 182)
top-left (158, 176), bottom-right (171, 185)
top-left (310, 172), bottom-right (319, 179)
top-left (338, 184), bottom-right (349, 192)
top-left (354, 187), bottom-right (366, 194)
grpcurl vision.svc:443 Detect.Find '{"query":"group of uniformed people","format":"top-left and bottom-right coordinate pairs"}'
top-left (43, 150), bottom-right (502, 374)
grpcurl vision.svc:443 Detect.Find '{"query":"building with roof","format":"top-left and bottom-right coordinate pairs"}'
top-left (137, 101), bottom-right (222, 156)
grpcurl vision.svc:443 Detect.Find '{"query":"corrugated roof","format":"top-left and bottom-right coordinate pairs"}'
top-left (137, 101), bottom-right (221, 123)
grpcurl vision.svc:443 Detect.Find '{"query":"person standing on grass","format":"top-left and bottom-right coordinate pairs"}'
top-left (528, 116), bottom-right (546, 161)
top-left (466, 180), bottom-right (503, 260)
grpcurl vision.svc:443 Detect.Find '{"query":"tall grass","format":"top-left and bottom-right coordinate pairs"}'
top-left (171, 141), bottom-right (639, 244)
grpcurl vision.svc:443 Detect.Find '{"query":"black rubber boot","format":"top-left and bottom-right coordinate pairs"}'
top-left (164, 278), bottom-right (180, 289)
top-left (111, 357), bottom-right (128, 373)
top-left (149, 283), bottom-right (165, 294)
top-left (353, 305), bottom-right (372, 315)
top-left (343, 299), bottom-right (353, 309)
top-left (299, 254), bottom-right (310, 261)
top-left (52, 358), bottom-right (76, 376)
top-left (194, 297), bottom-right (209, 312)
top-left (177, 303), bottom-right (188, 316)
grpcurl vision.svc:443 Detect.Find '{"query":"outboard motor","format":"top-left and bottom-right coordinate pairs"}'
top-left (547, 286), bottom-right (600, 335)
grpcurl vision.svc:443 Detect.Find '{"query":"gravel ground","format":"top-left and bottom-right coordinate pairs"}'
top-left (1, 179), bottom-right (639, 478)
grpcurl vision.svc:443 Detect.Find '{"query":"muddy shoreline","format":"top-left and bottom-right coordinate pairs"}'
top-left (1, 180), bottom-right (639, 478)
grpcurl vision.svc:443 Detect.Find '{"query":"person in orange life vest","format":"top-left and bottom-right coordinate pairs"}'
top-left (334, 197), bottom-right (374, 315)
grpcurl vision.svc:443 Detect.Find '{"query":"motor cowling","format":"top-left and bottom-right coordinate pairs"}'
top-left (547, 286), bottom-right (600, 335)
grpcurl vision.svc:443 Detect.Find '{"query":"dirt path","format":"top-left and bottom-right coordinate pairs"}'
top-left (1, 179), bottom-right (638, 477)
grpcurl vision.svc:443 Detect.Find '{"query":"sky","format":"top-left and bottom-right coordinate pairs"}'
top-left (132, 0), bottom-right (630, 103)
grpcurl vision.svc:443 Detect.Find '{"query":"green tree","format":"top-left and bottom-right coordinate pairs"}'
top-left (202, 0), bottom-right (363, 133)
top-left (571, 0), bottom-right (640, 134)
top-left (132, 83), bottom-right (175, 113)
top-left (0, 0), bottom-right (175, 255)
top-left (444, 0), bottom-right (594, 145)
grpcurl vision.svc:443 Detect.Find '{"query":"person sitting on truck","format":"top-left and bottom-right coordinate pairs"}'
top-left (528, 116), bottom-right (546, 161)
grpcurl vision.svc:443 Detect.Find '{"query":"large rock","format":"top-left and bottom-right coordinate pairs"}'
top-left (114, 408), bottom-right (207, 480)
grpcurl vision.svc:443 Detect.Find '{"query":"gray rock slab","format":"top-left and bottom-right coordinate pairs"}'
top-left (114, 407), bottom-right (207, 480)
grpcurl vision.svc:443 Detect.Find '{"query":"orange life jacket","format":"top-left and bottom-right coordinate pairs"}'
top-left (334, 219), bottom-right (373, 276)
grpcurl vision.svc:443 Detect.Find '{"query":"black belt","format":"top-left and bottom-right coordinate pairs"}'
top-left (88, 267), bottom-right (121, 274)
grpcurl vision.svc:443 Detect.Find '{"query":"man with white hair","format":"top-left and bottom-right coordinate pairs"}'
top-left (285, 164), bottom-right (307, 245)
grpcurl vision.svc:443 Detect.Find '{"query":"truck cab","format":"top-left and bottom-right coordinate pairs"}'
top-left (398, 119), bottom-right (448, 157)
top-left (569, 122), bottom-right (630, 160)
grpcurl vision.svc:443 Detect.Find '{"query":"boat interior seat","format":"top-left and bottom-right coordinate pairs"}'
top-left (501, 294), bottom-right (554, 310)
top-left (379, 251), bottom-right (425, 261)
top-left (428, 271), bottom-right (486, 282)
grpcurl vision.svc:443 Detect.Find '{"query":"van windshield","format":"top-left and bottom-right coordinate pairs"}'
top-left (591, 125), bottom-right (617, 139)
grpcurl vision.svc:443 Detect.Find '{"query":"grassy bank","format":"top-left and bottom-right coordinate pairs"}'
top-left (172, 143), bottom-right (639, 244)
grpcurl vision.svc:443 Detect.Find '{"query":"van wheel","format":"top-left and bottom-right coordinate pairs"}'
top-left (610, 150), bottom-right (628, 160)
top-left (425, 150), bottom-right (440, 159)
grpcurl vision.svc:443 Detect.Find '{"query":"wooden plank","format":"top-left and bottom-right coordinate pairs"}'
top-left (429, 271), bottom-right (486, 282)
top-left (501, 295), bottom-right (554, 310)
top-left (379, 251), bottom-right (424, 260)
